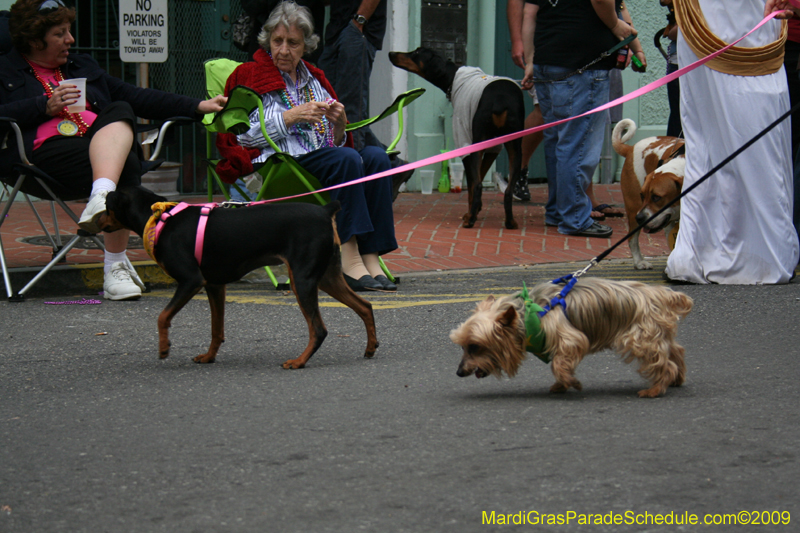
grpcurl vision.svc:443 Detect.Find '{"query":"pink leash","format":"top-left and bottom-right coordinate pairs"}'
top-left (266, 11), bottom-right (784, 203)
top-left (154, 11), bottom-right (787, 263)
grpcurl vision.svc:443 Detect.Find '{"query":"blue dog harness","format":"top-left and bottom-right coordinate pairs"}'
top-left (519, 275), bottom-right (579, 364)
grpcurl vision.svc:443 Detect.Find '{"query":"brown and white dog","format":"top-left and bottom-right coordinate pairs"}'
top-left (450, 277), bottom-right (693, 398)
top-left (612, 119), bottom-right (685, 270)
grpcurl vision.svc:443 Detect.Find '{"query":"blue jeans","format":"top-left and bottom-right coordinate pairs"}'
top-left (318, 22), bottom-right (381, 151)
top-left (534, 66), bottom-right (609, 234)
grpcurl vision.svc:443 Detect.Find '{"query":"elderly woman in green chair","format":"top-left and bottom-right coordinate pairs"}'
top-left (216, 1), bottom-right (397, 292)
top-left (0, 0), bottom-right (226, 300)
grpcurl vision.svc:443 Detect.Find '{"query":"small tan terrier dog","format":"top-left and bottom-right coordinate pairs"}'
top-left (450, 277), bottom-right (693, 398)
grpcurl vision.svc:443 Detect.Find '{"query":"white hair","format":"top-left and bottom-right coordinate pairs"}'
top-left (257, 1), bottom-right (319, 55)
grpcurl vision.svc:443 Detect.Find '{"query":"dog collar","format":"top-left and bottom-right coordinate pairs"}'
top-left (142, 201), bottom-right (179, 262)
top-left (518, 282), bottom-right (550, 363)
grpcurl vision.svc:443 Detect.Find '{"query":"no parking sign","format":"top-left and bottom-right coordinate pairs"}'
top-left (119, 0), bottom-right (168, 63)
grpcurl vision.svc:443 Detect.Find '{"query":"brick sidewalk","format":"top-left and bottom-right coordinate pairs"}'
top-left (0, 184), bottom-right (672, 274)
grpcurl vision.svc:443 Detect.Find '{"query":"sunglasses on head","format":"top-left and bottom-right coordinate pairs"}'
top-left (38, 0), bottom-right (66, 14)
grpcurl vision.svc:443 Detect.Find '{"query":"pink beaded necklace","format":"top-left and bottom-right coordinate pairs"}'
top-left (25, 58), bottom-right (89, 137)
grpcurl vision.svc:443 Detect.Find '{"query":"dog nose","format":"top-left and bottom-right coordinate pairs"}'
top-left (635, 212), bottom-right (647, 225)
top-left (456, 361), bottom-right (470, 377)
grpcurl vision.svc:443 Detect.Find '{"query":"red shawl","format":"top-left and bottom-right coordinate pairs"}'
top-left (214, 49), bottom-right (353, 183)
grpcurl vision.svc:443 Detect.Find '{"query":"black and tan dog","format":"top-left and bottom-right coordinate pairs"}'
top-left (96, 186), bottom-right (378, 369)
top-left (389, 47), bottom-right (525, 229)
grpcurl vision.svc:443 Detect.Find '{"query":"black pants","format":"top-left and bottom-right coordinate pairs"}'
top-left (31, 101), bottom-right (143, 198)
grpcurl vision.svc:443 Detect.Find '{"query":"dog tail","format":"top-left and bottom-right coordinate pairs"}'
top-left (323, 200), bottom-right (342, 219)
top-left (612, 118), bottom-right (637, 157)
top-left (663, 288), bottom-right (693, 319)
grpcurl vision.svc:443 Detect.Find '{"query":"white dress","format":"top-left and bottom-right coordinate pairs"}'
top-left (665, 0), bottom-right (799, 284)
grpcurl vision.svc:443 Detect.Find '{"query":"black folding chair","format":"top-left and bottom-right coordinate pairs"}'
top-left (0, 10), bottom-right (193, 301)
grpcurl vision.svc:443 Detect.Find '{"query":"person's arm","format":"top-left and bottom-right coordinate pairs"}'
top-left (521, 3), bottom-right (538, 90)
top-left (507, 0), bottom-right (526, 69)
top-left (620, 2), bottom-right (646, 72)
top-left (591, 0), bottom-right (636, 40)
top-left (765, 0), bottom-right (800, 18)
top-left (352, 0), bottom-right (381, 32)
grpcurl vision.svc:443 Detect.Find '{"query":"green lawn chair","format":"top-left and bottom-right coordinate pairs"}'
top-left (201, 57), bottom-right (425, 287)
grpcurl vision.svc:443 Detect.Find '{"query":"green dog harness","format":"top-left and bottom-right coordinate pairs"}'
top-left (517, 282), bottom-right (550, 363)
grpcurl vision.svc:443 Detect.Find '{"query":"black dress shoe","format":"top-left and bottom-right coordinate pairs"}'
top-left (373, 274), bottom-right (397, 291)
top-left (344, 274), bottom-right (383, 291)
top-left (570, 222), bottom-right (613, 238)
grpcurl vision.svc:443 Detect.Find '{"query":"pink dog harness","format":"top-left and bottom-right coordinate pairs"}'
top-left (151, 202), bottom-right (215, 265)
top-left (148, 200), bottom-right (273, 265)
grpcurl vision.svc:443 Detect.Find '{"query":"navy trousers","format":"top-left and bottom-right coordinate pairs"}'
top-left (297, 145), bottom-right (397, 256)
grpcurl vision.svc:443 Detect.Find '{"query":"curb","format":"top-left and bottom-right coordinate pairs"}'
top-left (2, 261), bottom-right (290, 299)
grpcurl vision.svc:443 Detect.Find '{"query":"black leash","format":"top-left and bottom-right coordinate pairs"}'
top-left (569, 99), bottom-right (800, 279)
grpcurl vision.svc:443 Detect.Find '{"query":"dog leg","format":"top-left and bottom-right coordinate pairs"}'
top-left (319, 267), bottom-right (379, 360)
top-left (157, 281), bottom-right (203, 359)
top-left (668, 343), bottom-right (686, 387)
top-left (627, 211), bottom-right (651, 270)
top-left (193, 284), bottom-right (226, 364)
top-left (630, 342), bottom-right (679, 398)
top-left (281, 269), bottom-right (328, 370)
top-left (462, 153), bottom-right (482, 228)
top-left (502, 140), bottom-right (522, 230)
top-left (549, 355), bottom-right (584, 393)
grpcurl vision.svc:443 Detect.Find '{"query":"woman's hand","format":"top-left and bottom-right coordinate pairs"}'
top-left (283, 101), bottom-right (331, 128)
top-left (196, 94), bottom-right (227, 114)
top-left (611, 18), bottom-right (637, 41)
top-left (631, 50), bottom-right (647, 73)
top-left (46, 82), bottom-right (80, 116)
top-left (764, 0), bottom-right (800, 18)
top-left (325, 100), bottom-right (347, 146)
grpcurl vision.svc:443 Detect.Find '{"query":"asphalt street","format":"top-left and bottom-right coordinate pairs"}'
top-left (1, 259), bottom-right (799, 532)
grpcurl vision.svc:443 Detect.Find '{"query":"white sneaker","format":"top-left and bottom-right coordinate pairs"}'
top-left (495, 174), bottom-right (508, 194)
top-left (78, 190), bottom-right (109, 233)
top-left (104, 261), bottom-right (143, 300)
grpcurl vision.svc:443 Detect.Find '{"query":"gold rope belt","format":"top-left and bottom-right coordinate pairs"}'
top-left (674, 0), bottom-right (786, 76)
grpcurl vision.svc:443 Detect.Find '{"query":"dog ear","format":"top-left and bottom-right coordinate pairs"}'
top-left (498, 305), bottom-right (518, 328)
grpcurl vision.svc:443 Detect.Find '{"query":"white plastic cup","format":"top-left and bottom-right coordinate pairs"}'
top-left (419, 169), bottom-right (435, 194)
top-left (449, 160), bottom-right (464, 193)
top-left (62, 78), bottom-right (86, 113)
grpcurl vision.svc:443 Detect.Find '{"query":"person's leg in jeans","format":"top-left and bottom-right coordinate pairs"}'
top-left (534, 66), bottom-right (609, 235)
top-left (534, 74), bottom-right (561, 227)
top-left (318, 23), bottom-right (378, 151)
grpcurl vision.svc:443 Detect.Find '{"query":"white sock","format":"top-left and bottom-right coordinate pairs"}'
top-left (104, 250), bottom-right (127, 275)
top-left (91, 178), bottom-right (116, 198)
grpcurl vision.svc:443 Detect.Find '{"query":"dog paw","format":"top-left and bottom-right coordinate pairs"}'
top-left (193, 354), bottom-right (216, 364)
top-left (549, 382), bottom-right (569, 394)
top-left (158, 340), bottom-right (171, 359)
top-left (637, 386), bottom-right (665, 398)
top-left (634, 260), bottom-right (653, 270)
top-left (282, 359), bottom-right (306, 370)
top-left (461, 217), bottom-right (475, 229)
top-left (505, 219), bottom-right (519, 230)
